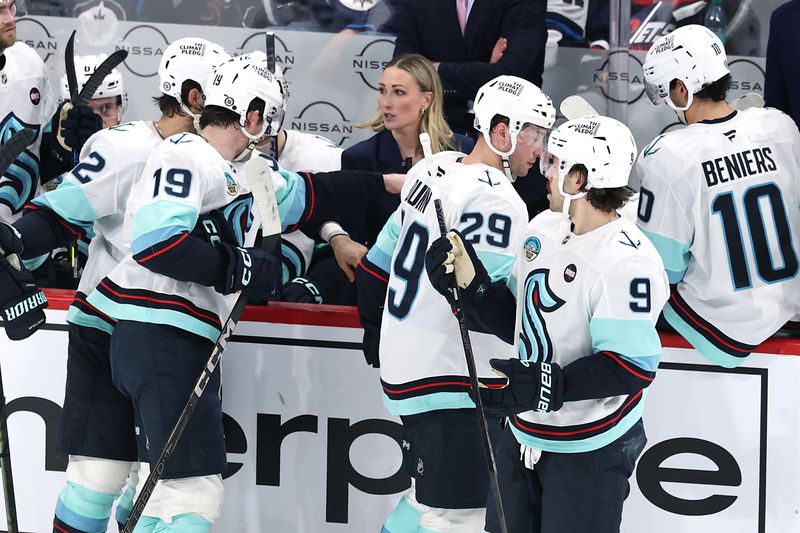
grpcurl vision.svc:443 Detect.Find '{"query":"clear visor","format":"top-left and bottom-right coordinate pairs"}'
top-left (645, 79), bottom-right (667, 105)
top-left (517, 124), bottom-right (548, 147)
top-left (539, 138), bottom-right (556, 176)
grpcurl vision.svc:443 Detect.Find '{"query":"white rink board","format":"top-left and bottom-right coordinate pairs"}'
top-left (0, 307), bottom-right (798, 532)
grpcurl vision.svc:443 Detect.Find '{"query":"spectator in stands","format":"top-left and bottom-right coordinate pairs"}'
top-left (287, 54), bottom-right (473, 306)
top-left (765, 0), bottom-right (800, 130)
top-left (390, 0), bottom-right (547, 136)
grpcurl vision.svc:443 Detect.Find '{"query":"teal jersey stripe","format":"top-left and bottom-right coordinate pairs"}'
top-left (510, 395), bottom-right (645, 453)
top-left (476, 250), bottom-right (515, 282)
top-left (132, 200), bottom-right (198, 239)
top-left (66, 305), bottom-right (115, 335)
top-left (507, 272), bottom-right (518, 295)
top-left (275, 169), bottom-right (307, 229)
top-left (33, 180), bottom-right (97, 233)
top-left (641, 229), bottom-right (689, 283)
top-left (131, 225), bottom-right (187, 256)
top-left (382, 391), bottom-right (474, 416)
top-left (86, 291), bottom-right (221, 342)
top-left (663, 303), bottom-right (746, 368)
top-left (590, 317), bottom-right (662, 367)
top-left (366, 246), bottom-right (392, 273)
top-left (374, 216), bottom-right (401, 258)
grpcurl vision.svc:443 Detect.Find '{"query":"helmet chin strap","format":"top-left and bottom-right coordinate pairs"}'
top-left (233, 117), bottom-right (268, 162)
top-left (666, 91), bottom-right (693, 125)
top-left (557, 175), bottom-right (587, 242)
top-left (484, 130), bottom-right (518, 181)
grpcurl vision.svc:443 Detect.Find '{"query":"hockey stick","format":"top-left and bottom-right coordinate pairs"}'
top-left (731, 92), bottom-right (763, 111)
top-left (0, 128), bottom-right (34, 533)
top-left (121, 157), bottom-right (281, 532)
top-left (76, 50), bottom-right (129, 107)
top-left (265, 31), bottom-right (276, 74)
top-left (420, 133), bottom-right (509, 533)
top-left (560, 94), bottom-right (599, 120)
top-left (64, 31), bottom-right (79, 104)
top-left (0, 129), bottom-right (36, 177)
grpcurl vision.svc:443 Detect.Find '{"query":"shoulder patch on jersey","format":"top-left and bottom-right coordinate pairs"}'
top-left (524, 236), bottom-right (541, 261)
top-left (225, 172), bottom-right (238, 196)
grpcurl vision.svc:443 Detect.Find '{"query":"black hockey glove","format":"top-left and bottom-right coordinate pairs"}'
top-left (191, 209), bottom-right (239, 247)
top-left (425, 230), bottom-right (489, 306)
top-left (0, 223), bottom-right (24, 256)
top-left (0, 253), bottom-right (48, 340)
top-left (57, 102), bottom-right (103, 151)
top-left (217, 245), bottom-right (281, 303)
top-left (281, 277), bottom-right (324, 304)
top-left (477, 358), bottom-right (565, 417)
top-left (41, 102), bottom-right (103, 180)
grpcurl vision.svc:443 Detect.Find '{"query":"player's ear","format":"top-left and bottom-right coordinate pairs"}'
top-left (186, 88), bottom-right (205, 113)
top-left (491, 121), bottom-right (512, 151)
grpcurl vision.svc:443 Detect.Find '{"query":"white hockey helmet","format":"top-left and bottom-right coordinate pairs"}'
top-left (60, 53), bottom-right (128, 119)
top-left (237, 51), bottom-right (289, 114)
top-left (204, 57), bottom-right (285, 142)
top-left (643, 25), bottom-right (730, 113)
top-left (158, 38), bottom-right (231, 118)
top-left (541, 115), bottom-right (637, 230)
top-left (473, 75), bottom-right (556, 158)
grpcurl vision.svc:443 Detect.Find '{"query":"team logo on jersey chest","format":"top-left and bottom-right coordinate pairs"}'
top-left (524, 236), bottom-right (541, 261)
top-left (225, 172), bottom-right (238, 196)
top-left (29, 88), bottom-right (41, 106)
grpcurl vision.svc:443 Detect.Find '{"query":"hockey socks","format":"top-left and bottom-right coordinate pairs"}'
top-left (131, 513), bottom-right (211, 533)
top-left (53, 481), bottom-right (118, 533)
top-left (381, 494), bottom-right (423, 533)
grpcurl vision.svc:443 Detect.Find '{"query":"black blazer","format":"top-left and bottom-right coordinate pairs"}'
top-left (765, 0), bottom-right (800, 130)
top-left (340, 129), bottom-right (475, 244)
top-left (390, 0), bottom-right (547, 133)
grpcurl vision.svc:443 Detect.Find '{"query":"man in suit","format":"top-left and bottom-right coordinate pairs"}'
top-left (390, 0), bottom-right (547, 136)
top-left (765, 0), bottom-right (800, 130)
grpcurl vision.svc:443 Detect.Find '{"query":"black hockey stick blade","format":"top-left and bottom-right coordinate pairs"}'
top-left (65, 30), bottom-right (79, 104)
top-left (77, 49), bottom-right (129, 106)
top-left (265, 32), bottom-right (276, 74)
top-left (0, 129), bottom-right (36, 176)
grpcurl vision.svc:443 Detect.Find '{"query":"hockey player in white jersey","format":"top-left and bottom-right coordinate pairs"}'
top-left (59, 53), bottom-right (128, 129)
top-left (0, 0), bottom-right (108, 222)
top-left (639, 25), bottom-right (800, 368)
top-left (356, 75), bottom-right (555, 533)
top-left (426, 116), bottom-right (669, 533)
top-left (0, 37), bottom-right (231, 532)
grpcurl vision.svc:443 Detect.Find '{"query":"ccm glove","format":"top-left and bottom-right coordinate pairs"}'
top-left (55, 102), bottom-right (103, 151)
top-left (0, 223), bottom-right (24, 256)
top-left (217, 245), bottom-right (281, 303)
top-left (0, 253), bottom-right (47, 340)
top-left (478, 358), bottom-right (564, 417)
top-left (425, 229), bottom-right (489, 303)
